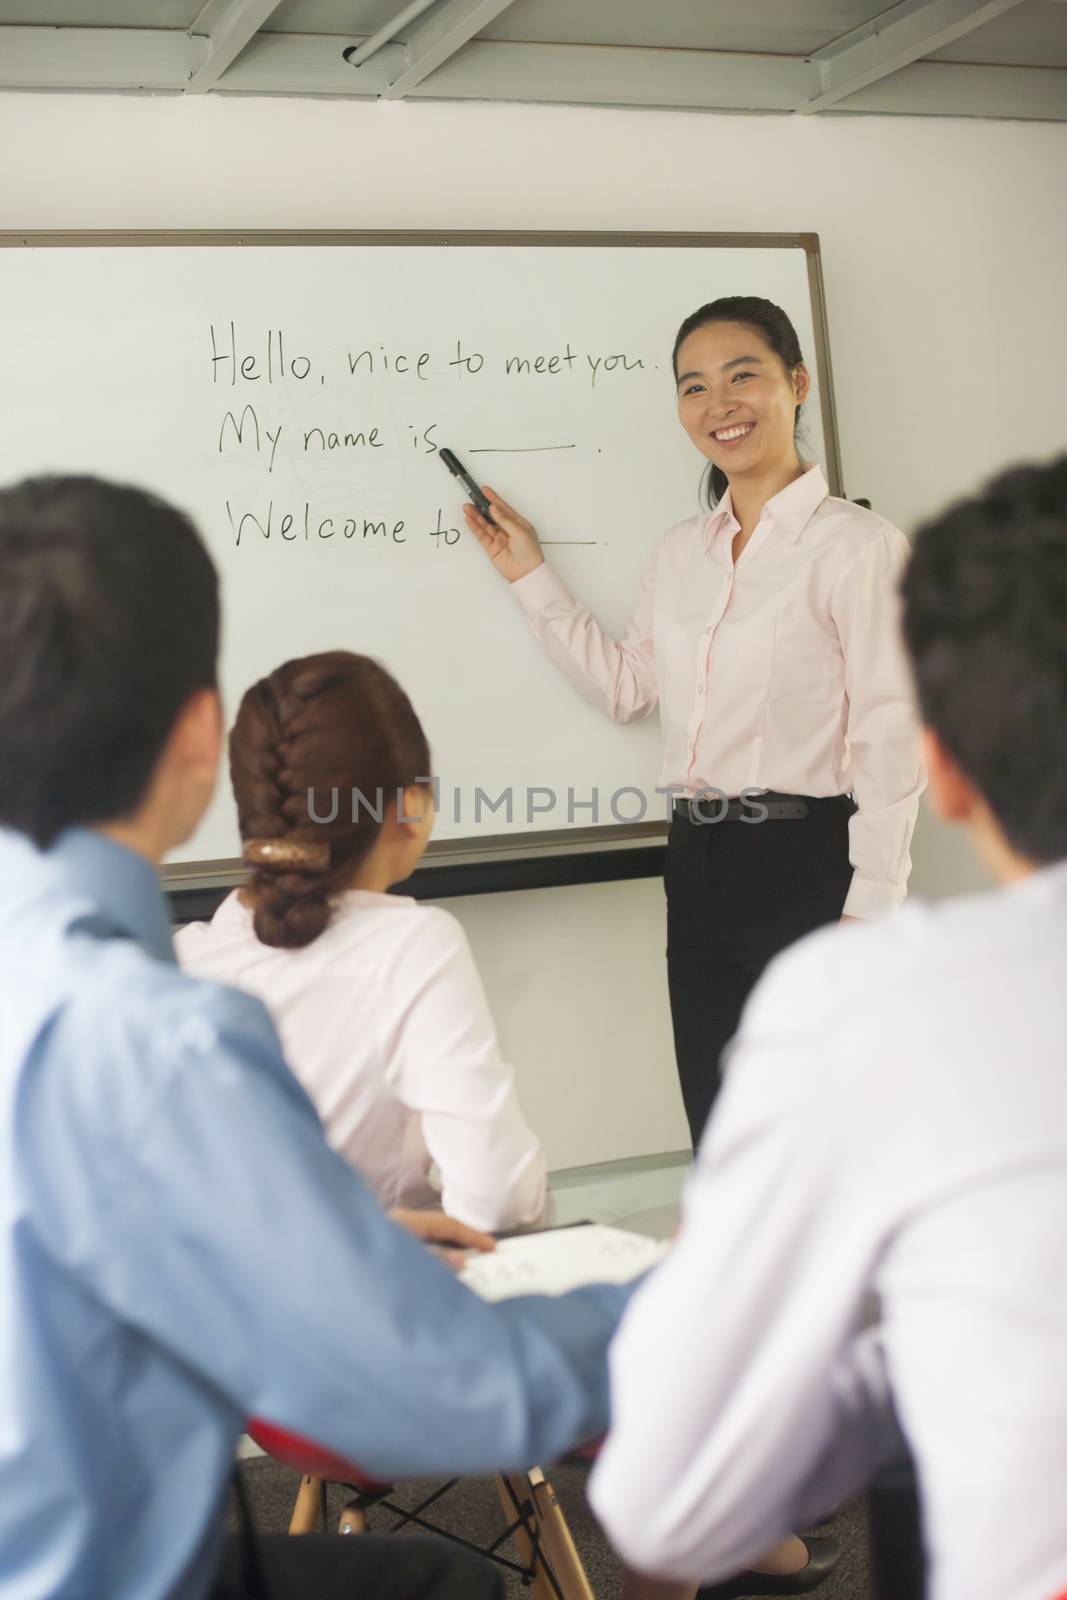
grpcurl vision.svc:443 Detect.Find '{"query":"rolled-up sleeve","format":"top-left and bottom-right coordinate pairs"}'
top-left (832, 528), bottom-right (925, 919)
top-left (511, 551), bottom-right (659, 724)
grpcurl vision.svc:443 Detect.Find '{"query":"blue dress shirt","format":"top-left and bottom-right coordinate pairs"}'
top-left (0, 828), bottom-right (626, 1600)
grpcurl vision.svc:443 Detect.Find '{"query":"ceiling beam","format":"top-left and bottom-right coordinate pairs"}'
top-left (397, 39), bottom-right (812, 110)
top-left (0, 26), bottom-right (203, 91)
top-left (826, 58), bottom-right (1067, 119)
top-left (211, 31), bottom-right (406, 95)
top-left (186, 0), bottom-right (288, 93)
top-left (380, 0), bottom-right (518, 99)
top-left (801, 0), bottom-right (1028, 112)
top-left (212, 31), bottom-right (808, 107)
top-left (0, 22), bottom-right (1062, 121)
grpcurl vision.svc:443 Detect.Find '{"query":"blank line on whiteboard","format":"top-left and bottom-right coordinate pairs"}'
top-left (541, 540), bottom-right (598, 546)
top-left (469, 445), bottom-right (577, 453)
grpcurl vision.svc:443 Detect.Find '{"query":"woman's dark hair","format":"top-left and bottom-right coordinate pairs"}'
top-left (230, 651), bottom-right (432, 950)
top-left (0, 475), bottom-right (219, 848)
top-left (672, 297), bottom-right (806, 508)
top-left (901, 454), bottom-right (1067, 866)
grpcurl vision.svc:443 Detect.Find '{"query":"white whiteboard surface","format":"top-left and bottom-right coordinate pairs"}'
top-left (0, 235), bottom-right (837, 866)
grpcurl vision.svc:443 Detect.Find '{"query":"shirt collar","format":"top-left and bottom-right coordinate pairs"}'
top-left (706, 463), bottom-right (830, 549)
top-left (51, 828), bottom-right (176, 965)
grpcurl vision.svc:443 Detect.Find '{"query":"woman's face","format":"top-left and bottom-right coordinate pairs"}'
top-left (675, 321), bottom-right (809, 482)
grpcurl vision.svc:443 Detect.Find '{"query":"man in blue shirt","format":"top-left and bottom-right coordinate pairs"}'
top-left (0, 477), bottom-right (627, 1600)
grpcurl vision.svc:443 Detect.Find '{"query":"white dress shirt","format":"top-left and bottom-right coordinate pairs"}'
top-left (176, 890), bottom-right (546, 1232)
top-left (513, 465), bottom-right (924, 918)
top-left (589, 863), bottom-right (1067, 1600)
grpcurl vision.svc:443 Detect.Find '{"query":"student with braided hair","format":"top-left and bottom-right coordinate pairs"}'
top-left (176, 650), bottom-right (547, 1233)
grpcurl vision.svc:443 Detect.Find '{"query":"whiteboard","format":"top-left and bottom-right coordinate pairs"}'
top-left (0, 233), bottom-right (839, 868)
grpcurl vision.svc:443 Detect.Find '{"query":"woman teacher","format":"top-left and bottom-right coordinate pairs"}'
top-left (463, 296), bottom-right (924, 1148)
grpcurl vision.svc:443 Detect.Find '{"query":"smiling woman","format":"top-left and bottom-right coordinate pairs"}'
top-left (673, 296), bottom-right (808, 534)
top-left (460, 295), bottom-right (925, 1165)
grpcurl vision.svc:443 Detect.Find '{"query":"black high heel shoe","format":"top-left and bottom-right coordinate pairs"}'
top-left (696, 1535), bottom-right (841, 1597)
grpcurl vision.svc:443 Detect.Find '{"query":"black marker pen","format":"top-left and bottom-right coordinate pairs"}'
top-left (438, 447), bottom-right (495, 522)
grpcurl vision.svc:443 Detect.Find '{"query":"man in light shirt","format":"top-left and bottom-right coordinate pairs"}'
top-left (589, 455), bottom-right (1067, 1600)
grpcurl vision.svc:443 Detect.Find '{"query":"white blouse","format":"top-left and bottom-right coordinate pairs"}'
top-left (513, 465), bottom-right (925, 918)
top-left (175, 890), bottom-right (546, 1232)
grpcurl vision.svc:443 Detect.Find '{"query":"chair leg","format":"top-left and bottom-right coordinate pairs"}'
top-left (496, 1469), bottom-right (596, 1600)
top-left (496, 1473), bottom-right (558, 1600)
top-left (527, 1467), bottom-right (596, 1600)
top-left (338, 1500), bottom-right (367, 1535)
top-left (288, 1473), bottom-right (325, 1535)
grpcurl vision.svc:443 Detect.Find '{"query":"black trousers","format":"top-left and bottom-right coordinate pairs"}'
top-left (211, 1533), bottom-right (504, 1600)
top-left (666, 793), bottom-right (856, 1146)
top-left (867, 1463), bottom-right (926, 1600)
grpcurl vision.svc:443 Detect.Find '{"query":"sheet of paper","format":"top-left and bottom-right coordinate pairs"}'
top-left (460, 1224), bottom-right (668, 1302)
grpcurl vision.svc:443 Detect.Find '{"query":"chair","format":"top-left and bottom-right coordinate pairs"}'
top-left (247, 1419), bottom-right (596, 1600)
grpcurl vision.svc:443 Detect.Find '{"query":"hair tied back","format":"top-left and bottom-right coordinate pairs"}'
top-left (242, 837), bottom-right (331, 873)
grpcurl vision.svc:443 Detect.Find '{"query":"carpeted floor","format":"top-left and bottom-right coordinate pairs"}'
top-left (234, 1455), bottom-right (871, 1598)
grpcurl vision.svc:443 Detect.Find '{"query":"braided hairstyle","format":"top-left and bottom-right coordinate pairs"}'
top-left (229, 651), bottom-right (431, 949)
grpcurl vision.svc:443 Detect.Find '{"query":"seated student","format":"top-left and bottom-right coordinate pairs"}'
top-left (176, 652), bottom-right (546, 1233)
top-left (589, 455), bottom-right (1067, 1600)
top-left (0, 476), bottom-right (629, 1600)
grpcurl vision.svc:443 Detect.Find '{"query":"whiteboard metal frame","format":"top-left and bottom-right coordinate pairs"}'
top-left (1, 229), bottom-right (843, 898)
top-left (167, 833), bottom-right (670, 924)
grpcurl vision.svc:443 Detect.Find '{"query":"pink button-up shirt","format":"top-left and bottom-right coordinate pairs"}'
top-left (512, 465), bottom-right (924, 919)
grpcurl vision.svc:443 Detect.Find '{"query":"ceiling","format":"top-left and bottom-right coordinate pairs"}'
top-left (1, 0), bottom-right (1065, 119)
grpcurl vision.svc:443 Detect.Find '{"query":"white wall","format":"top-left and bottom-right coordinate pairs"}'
top-left (431, 876), bottom-right (678, 1170)
top-left (4, 92), bottom-right (1065, 1166)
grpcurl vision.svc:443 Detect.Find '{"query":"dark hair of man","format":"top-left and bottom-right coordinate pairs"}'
top-left (901, 454), bottom-right (1067, 866)
top-left (0, 476), bottom-right (219, 849)
top-left (672, 296), bottom-right (805, 509)
top-left (229, 652), bottom-right (432, 950)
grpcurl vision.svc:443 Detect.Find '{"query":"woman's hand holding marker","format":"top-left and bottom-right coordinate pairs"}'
top-left (462, 488), bottom-right (546, 585)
